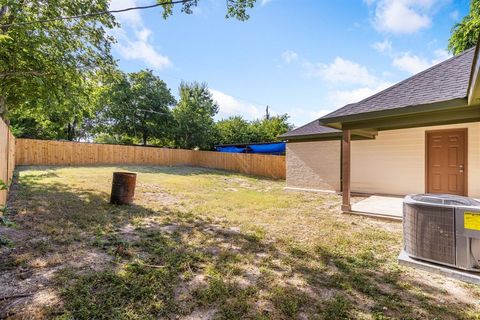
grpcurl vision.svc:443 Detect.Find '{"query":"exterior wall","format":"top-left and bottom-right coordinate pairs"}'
top-left (351, 122), bottom-right (480, 198)
top-left (286, 140), bottom-right (340, 192)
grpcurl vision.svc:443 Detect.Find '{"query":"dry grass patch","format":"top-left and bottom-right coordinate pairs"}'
top-left (0, 166), bottom-right (479, 319)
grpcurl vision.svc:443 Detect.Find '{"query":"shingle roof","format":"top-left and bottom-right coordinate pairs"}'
top-left (279, 118), bottom-right (340, 139)
top-left (321, 46), bottom-right (476, 121)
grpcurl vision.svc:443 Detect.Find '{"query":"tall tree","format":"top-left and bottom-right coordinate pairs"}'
top-left (449, 0), bottom-right (480, 55)
top-left (215, 116), bottom-right (253, 145)
top-left (97, 70), bottom-right (176, 146)
top-left (173, 82), bottom-right (218, 150)
top-left (251, 114), bottom-right (293, 142)
top-left (0, 0), bottom-right (257, 138)
top-left (0, 0), bottom-right (117, 121)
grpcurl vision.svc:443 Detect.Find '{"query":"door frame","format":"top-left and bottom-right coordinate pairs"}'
top-left (425, 128), bottom-right (468, 196)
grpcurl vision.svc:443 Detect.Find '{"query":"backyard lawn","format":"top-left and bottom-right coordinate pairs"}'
top-left (1, 166), bottom-right (479, 319)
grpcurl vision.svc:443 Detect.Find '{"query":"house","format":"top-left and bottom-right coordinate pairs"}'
top-left (280, 43), bottom-right (480, 213)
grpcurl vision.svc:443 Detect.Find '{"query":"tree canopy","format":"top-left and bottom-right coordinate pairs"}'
top-left (0, 0), bottom-right (117, 119)
top-left (158, 0), bottom-right (257, 21)
top-left (0, 0), bottom-right (259, 140)
top-left (251, 114), bottom-right (293, 142)
top-left (0, 0), bottom-right (119, 143)
top-left (215, 115), bottom-right (292, 145)
top-left (0, 0), bottom-right (289, 149)
top-left (215, 116), bottom-right (254, 145)
top-left (449, 0), bottom-right (480, 55)
top-left (95, 70), bottom-right (176, 146)
top-left (172, 82), bottom-right (219, 150)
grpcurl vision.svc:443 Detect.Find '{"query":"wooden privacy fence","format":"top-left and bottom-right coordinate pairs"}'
top-left (0, 118), bottom-right (15, 207)
top-left (15, 139), bottom-right (286, 179)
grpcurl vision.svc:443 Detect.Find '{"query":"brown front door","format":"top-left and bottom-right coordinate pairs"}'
top-left (426, 129), bottom-right (467, 196)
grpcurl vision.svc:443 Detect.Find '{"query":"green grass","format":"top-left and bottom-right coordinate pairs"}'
top-left (1, 165), bottom-right (479, 319)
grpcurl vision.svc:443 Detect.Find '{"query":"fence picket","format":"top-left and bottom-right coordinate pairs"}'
top-left (14, 139), bottom-right (286, 179)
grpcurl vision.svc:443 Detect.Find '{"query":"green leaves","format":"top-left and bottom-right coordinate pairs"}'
top-left (448, 0), bottom-right (480, 55)
top-left (157, 0), bottom-right (256, 20)
top-left (0, 34), bottom-right (12, 42)
top-left (172, 82), bottom-right (219, 150)
top-left (215, 114), bottom-right (293, 145)
top-left (1, 0), bottom-right (117, 139)
top-left (96, 69), bottom-right (176, 146)
top-left (216, 116), bottom-right (253, 145)
top-left (1, 0), bottom-right (259, 143)
top-left (0, 179), bottom-right (8, 191)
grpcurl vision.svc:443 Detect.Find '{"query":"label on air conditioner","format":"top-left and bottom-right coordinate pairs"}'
top-left (464, 212), bottom-right (480, 231)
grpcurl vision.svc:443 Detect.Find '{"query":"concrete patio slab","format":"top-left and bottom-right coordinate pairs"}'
top-left (351, 195), bottom-right (403, 219)
top-left (398, 250), bottom-right (480, 285)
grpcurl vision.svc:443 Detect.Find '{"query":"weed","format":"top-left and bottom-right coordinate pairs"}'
top-left (322, 294), bottom-right (352, 319)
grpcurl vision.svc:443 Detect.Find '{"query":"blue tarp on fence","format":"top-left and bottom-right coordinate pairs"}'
top-left (216, 146), bottom-right (246, 153)
top-left (249, 142), bottom-right (285, 154)
top-left (215, 142), bottom-right (285, 155)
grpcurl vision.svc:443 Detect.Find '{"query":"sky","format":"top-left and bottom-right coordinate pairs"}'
top-left (108, 0), bottom-right (471, 127)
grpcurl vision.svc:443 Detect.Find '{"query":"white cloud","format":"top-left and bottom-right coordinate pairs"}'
top-left (261, 0), bottom-right (273, 6)
top-left (372, 39), bottom-right (392, 53)
top-left (432, 49), bottom-right (451, 64)
top-left (368, 0), bottom-right (436, 34)
top-left (281, 50), bottom-right (299, 63)
top-left (280, 51), bottom-right (394, 119)
top-left (110, 0), bottom-right (143, 25)
top-left (288, 109), bottom-right (333, 127)
top-left (116, 38), bottom-right (172, 69)
top-left (303, 57), bottom-right (380, 87)
top-left (209, 89), bottom-right (263, 120)
top-left (328, 82), bottom-right (392, 107)
top-left (393, 49), bottom-right (451, 74)
top-left (109, 0), bottom-right (172, 70)
top-left (392, 52), bottom-right (430, 74)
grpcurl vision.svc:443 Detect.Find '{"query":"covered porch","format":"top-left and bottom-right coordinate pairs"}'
top-left (337, 104), bottom-right (480, 217)
top-left (351, 195), bottom-right (403, 220)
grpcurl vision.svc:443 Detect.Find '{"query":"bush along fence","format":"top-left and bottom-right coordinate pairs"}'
top-left (0, 118), bottom-right (15, 208)
top-left (15, 139), bottom-right (286, 179)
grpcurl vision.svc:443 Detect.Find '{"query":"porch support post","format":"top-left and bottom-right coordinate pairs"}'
top-left (341, 129), bottom-right (351, 212)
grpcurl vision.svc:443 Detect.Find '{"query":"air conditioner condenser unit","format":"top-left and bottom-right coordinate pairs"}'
top-left (403, 194), bottom-right (480, 272)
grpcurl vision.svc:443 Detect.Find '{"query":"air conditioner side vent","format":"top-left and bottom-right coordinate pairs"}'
top-left (404, 203), bottom-right (456, 265)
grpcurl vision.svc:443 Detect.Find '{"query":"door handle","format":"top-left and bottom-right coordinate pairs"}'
top-left (459, 164), bottom-right (464, 173)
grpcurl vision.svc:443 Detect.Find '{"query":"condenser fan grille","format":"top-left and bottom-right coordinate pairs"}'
top-left (404, 204), bottom-right (455, 265)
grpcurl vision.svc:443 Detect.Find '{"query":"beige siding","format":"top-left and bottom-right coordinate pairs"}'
top-left (351, 122), bottom-right (480, 197)
top-left (286, 140), bottom-right (340, 191)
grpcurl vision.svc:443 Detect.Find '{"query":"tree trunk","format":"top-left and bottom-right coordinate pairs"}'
top-left (67, 118), bottom-right (78, 141)
top-left (142, 132), bottom-right (147, 146)
top-left (67, 123), bottom-right (74, 141)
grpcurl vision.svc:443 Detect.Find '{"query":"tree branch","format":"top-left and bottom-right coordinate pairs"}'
top-left (0, 0), bottom-right (27, 33)
top-left (0, 71), bottom-right (49, 77)
top-left (0, 0), bottom-right (195, 28)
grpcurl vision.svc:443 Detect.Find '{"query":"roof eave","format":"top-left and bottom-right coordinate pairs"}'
top-left (319, 97), bottom-right (468, 128)
top-left (279, 132), bottom-right (342, 140)
top-left (282, 131), bottom-right (377, 142)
